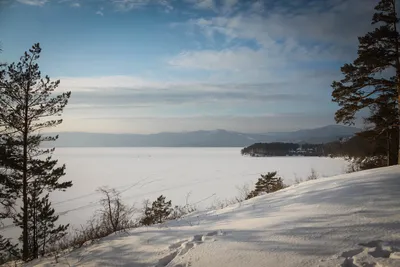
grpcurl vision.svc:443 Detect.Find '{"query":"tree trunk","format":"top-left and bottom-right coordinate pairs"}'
top-left (22, 69), bottom-right (31, 261)
top-left (42, 227), bottom-right (47, 257)
top-left (394, 0), bottom-right (400, 164)
top-left (32, 184), bottom-right (38, 259)
top-left (387, 131), bottom-right (391, 166)
top-left (391, 127), bottom-right (399, 165)
top-left (22, 91), bottom-right (29, 261)
top-left (397, 81), bottom-right (400, 164)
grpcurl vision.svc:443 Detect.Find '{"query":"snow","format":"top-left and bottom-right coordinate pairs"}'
top-left (46, 148), bottom-right (346, 230)
top-left (21, 165), bottom-right (400, 267)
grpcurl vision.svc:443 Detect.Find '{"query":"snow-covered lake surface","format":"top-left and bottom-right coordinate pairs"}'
top-left (50, 148), bottom-right (347, 229)
top-left (2, 147), bottom-right (348, 238)
top-left (28, 164), bottom-right (400, 267)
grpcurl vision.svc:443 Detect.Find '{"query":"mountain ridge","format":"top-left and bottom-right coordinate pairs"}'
top-left (46, 125), bottom-right (361, 147)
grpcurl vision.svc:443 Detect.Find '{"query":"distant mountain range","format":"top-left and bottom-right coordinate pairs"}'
top-left (47, 125), bottom-right (361, 147)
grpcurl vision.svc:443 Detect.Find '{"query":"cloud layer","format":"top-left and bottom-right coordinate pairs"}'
top-left (9, 0), bottom-right (377, 133)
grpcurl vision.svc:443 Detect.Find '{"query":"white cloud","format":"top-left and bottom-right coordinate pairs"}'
top-left (54, 75), bottom-right (330, 135)
top-left (185, 0), bottom-right (216, 10)
top-left (248, 0), bottom-right (263, 13)
top-left (71, 2), bottom-right (80, 7)
top-left (51, 72), bottom-right (337, 133)
top-left (223, 0), bottom-right (238, 8)
top-left (58, 76), bottom-right (165, 91)
top-left (173, 0), bottom-right (377, 74)
top-left (95, 10), bottom-right (104, 16)
top-left (110, 0), bottom-right (173, 11)
top-left (168, 47), bottom-right (271, 71)
top-left (16, 0), bottom-right (47, 6)
top-left (220, 0), bottom-right (238, 14)
top-left (112, 0), bottom-right (150, 11)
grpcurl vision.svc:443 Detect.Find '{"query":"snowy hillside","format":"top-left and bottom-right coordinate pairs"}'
top-left (26, 166), bottom-right (400, 267)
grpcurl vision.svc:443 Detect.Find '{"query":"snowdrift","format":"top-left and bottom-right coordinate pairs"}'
top-left (27, 166), bottom-right (400, 267)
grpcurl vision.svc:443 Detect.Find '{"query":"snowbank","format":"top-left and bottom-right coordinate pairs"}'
top-left (25, 166), bottom-right (400, 267)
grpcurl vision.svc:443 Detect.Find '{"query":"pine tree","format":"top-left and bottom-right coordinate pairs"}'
top-left (140, 204), bottom-right (155, 226)
top-left (36, 194), bottom-right (68, 257)
top-left (362, 90), bottom-right (399, 166)
top-left (140, 195), bottom-right (172, 225)
top-left (246, 172), bottom-right (285, 199)
top-left (0, 48), bottom-right (18, 262)
top-left (13, 186), bottom-right (69, 259)
top-left (0, 166), bottom-right (18, 263)
top-left (152, 195), bottom-right (172, 224)
top-left (331, 0), bottom-right (400, 164)
top-left (0, 43), bottom-right (72, 261)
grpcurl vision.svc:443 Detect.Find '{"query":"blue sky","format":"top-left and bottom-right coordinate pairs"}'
top-left (0, 0), bottom-right (375, 133)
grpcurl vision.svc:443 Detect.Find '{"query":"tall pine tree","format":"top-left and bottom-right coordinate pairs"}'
top-left (331, 0), bottom-right (400, 164)
top-left (0, 43), bottom-right (72, 261)
top-left (0, 41), bottom-right (18, 263)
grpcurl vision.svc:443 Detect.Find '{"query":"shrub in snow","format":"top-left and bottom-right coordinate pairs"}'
top-left (169, 204), bottom-right (196, 220)
top-left (245, 190), bottom-right (259, 200)
top-left (346, 156), bottom-right (387, 173)
top-left (48, 188), bottom-right (136, 252)
top-left (246, 172), bottom-right (285, 200)
top-left (97, 187), bottom-right (135, 233)
top-left (140, 195), bottom-right (173, 226)
top-left (306, 168), bottom-right (318, 181)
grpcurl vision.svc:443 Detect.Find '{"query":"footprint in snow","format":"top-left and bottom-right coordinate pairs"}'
top-left (339, 240), bottom-right (400, 267)
top-left (155, 231), bottom-right (224, 267)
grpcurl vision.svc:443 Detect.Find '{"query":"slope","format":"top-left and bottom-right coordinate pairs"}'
top-left (27, 166), bottom-right (400, 267)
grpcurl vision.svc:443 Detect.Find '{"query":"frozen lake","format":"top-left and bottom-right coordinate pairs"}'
top-left (2, 147), bottom-right (348, 237)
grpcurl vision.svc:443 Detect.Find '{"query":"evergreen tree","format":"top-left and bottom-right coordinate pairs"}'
top-left (246, 172), bottom-right (285, 199)
top-left (152, 195), bottom-right (172, 224)
top-left (0, 47), bottom-right (18, 263)
top-left (331, 0), bottom-right (400, 164)
top-left (0, 43), bottom-right (72, 261)
top-left (361, 90), bottom-right (399, 166)
top-left (140, 195), bottom-right (172, 225)
top-left (13, 185), bottom-right (69, 259)
top-left (0, 166), bottom-right (18, 263)
top-left (140, 204), bottom-right (155, 226)
top-left (36, 194), bottom-right (69, 257)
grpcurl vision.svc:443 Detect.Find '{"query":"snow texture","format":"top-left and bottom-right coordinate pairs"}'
top-left (37, 148), bottom-right (348, 231)
top-left (21, 165), bottom-right (400, 267)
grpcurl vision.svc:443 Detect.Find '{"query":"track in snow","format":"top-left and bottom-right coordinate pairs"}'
top-left (340, 240), bottom-right (400, 267)
top-left (156, 230), bottom-right (224, 267)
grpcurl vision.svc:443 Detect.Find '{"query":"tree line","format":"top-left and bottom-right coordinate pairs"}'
top-left (241, 142), bottom-right (324, 156)
top-left (241, 135), bottom-right (394, 170)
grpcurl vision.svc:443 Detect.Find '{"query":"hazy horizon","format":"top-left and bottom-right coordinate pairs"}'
top-left (43, 123), bottom-right (360, 135)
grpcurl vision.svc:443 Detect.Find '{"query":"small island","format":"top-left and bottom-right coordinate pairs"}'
top-left (241, 143), bottom-right (325, 157)
top-left (241, 135), bottom-right (373, 158)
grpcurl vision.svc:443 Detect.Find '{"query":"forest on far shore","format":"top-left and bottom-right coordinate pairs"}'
top-left (241, 132), bottom-right (390, 171)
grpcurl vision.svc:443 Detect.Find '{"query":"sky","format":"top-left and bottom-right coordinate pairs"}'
top-left (0, 0), bottom-right (376, 134)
